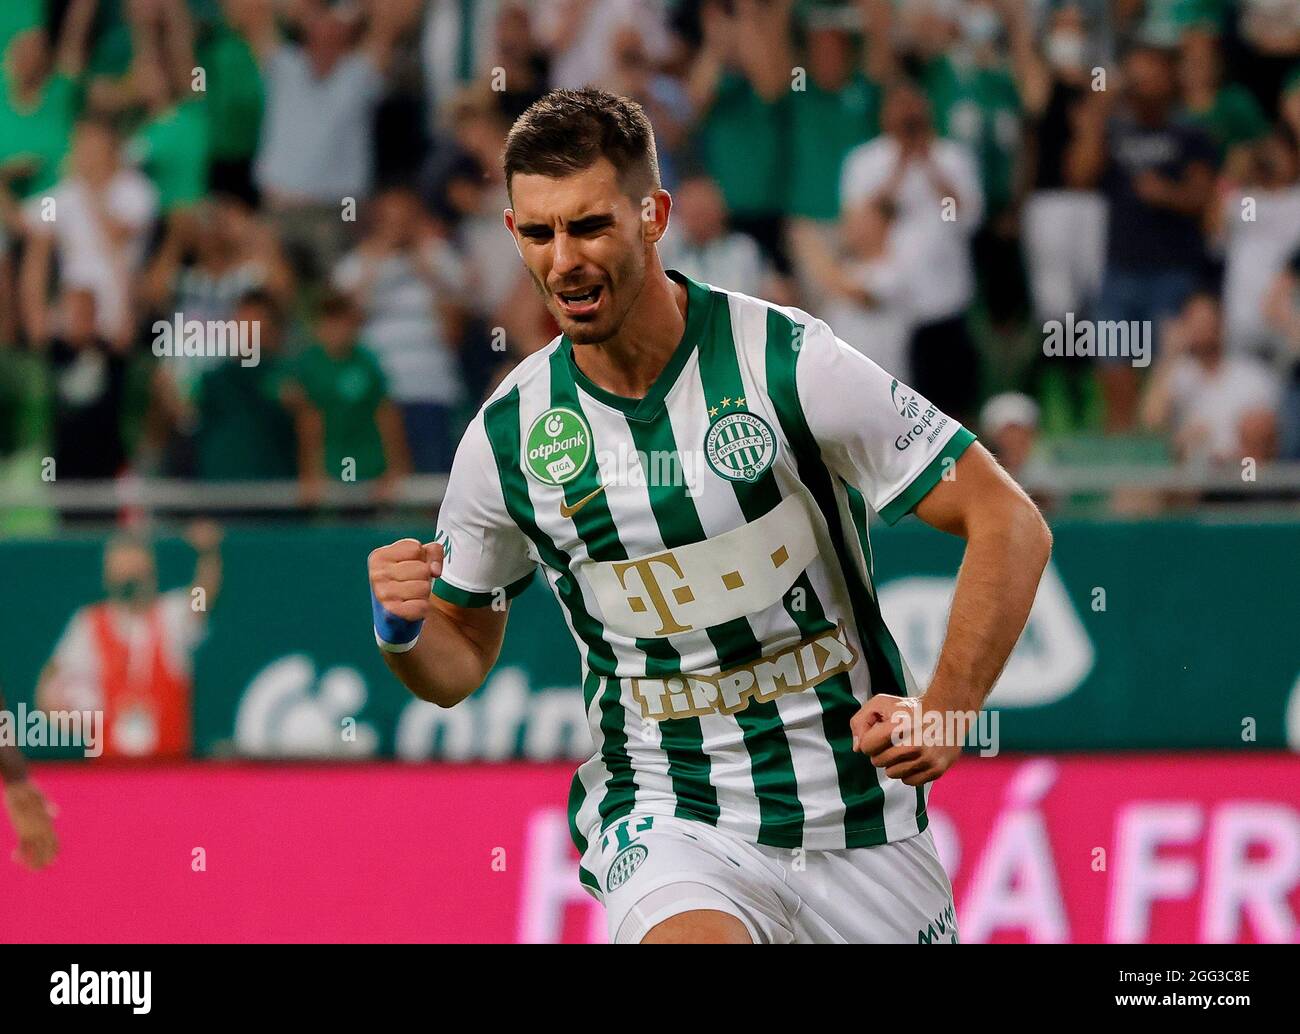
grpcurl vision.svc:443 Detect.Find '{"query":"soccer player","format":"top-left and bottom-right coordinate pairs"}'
top-left (368, 89), bottom-right (1051, 944)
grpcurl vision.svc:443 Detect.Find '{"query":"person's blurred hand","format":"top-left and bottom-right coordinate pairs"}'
top-left (4, 781), bottom-right (59, 871)
top-left (1132, 170), bottom-right (1171, 205)
top-left (185, 519), bottom-right (223, 553)
top-left (299, 472), bottom-right (327, 509)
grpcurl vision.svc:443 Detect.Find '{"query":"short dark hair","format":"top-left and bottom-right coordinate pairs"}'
top-left (235, 288), bottom-right (282, 327)
top-left (503, 87), bottom-right (660, 199)
top-left (317, 290), bottom-right (360, 321)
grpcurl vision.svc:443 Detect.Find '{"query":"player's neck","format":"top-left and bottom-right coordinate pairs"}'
top-left (570, 268), bottom-right (687, 400)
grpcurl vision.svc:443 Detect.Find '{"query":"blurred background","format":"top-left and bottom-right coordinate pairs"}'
top-left (0, 0), bottom-right (1298, 943)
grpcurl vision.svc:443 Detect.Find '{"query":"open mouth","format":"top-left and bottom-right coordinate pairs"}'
top-left (555, 283), bottom-right (604, 317)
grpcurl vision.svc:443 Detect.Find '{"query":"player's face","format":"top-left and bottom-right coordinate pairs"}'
top-left (506, 158), bottom-right (658, 345)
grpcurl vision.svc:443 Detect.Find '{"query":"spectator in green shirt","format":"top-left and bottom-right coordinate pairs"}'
top-left (785, 0), bottom-right (891, 223)
top-left (197, 15), bottom-right (263, 204)
top-left (0, 0), bottom-right (96, 204)
top-left (1179, 28), bottom-right (1270, 156)
top-left (687, 0), bottom-right (796, 280)
top-left (124, 7), bottom-right (208, 216)
top-left (291, 292), bottom-right (410, 507)
top-left (193, 289), bottom-right (301, 485)
top-left (909, 0), bottom-right (1027, 328)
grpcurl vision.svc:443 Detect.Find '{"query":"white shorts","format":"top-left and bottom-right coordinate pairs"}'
top-left (585, 814), bottom-right (958, 944)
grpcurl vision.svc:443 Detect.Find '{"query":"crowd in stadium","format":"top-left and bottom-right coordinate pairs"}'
top-left (2, 0), bottom-right (1300, 516)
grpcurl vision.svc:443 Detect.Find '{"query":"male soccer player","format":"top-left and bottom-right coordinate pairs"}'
top-left (368, 89), bottom-right (1051, 944)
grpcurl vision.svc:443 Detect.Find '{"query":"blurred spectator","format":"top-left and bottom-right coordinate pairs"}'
top-left (421, 0), bottom-right (514, 124)
top-left (48, 286), bottom-right (129, 482)
top-left (1019, 2), bottom-right (1107, 323)
top-left (658, 174), bottom-right (774, 299)
top-left (35, 521), bottom-right (222, 760)
top-left (19, 118), bottom-right (159, 347)
top-left (0, 0), bottom-right (95, 203)
top-left (140, 192), bottom-right (294, 472)
top-left (687, 0), bottom-right (795, 279)
top-left (819, 197), bottom-right (911, 379)
top-left (1069, 44), bottom-right (1218, 431)
top-left (240, 0), bottom-right (422, 282)
top-left (431, 85), bottom-right (552, 354)
top-left (913, 0), bottom-right (1026, 328)
top-left (1141, 291), bottom-right (1279, 465)
top-left (1236, 0), bottom-right (1300, 118)
top-left (537, 0), bottom-right (673, 92)
top-left (192, 289), bottom-right (302, 484)
top-left (291, 291), bottom-right (410, 503)
top-left (786, 1), bottom-right (889, 226)
top-left (1264, 246), bottom-right (1300, 459)
top-left (333, 186), bottom-right (467, 474)
top-left (1215, 131), bottom-right (1300, 358)
top-left (203, 0), bottom-right (266, 204)
top-left (600, 23), bottom-right (691, 191)
top-left (1178, 28), bottom-right (1269, 156)
top-left (124, 2), bottom-right (209, 219)
top-left (980, 390), bottom-right (1049, 489)
top-left (841, 81), bottom-right (984, 422)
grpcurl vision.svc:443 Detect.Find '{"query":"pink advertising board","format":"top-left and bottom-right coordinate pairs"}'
top-left (2, 756), bottom-right (1297, 943)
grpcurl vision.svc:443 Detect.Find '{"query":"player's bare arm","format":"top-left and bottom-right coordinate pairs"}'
top-left (368, 539), bottom-right (508, 707)
top-left (854, 443), bottom-right (1052, 784)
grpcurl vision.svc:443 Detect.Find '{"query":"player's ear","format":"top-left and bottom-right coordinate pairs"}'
top-left (640, 189), bottom-right (670, 244)
top-left (504, 208), bottom-right (523, 257)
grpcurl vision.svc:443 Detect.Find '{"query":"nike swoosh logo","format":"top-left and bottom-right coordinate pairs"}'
top-left (559, 483), bottom-right (607, 519)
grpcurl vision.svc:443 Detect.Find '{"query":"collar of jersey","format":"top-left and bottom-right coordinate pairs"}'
top-left (562, 269), bottom-right (712, 422)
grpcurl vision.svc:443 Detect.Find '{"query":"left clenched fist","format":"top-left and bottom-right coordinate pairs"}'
top-left (850, 694), bottom-right (964, 787)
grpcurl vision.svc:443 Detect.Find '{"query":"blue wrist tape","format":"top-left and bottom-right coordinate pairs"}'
top-left (372, 585), bottom-right (423, 652)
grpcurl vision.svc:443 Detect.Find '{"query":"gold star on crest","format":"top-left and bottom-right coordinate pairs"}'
top-left (735, 396), bottom-right (746, 407)
top-left (720, 396), bottom-right (732, 408)
top-left (708, 406), bottom-right (719, 417)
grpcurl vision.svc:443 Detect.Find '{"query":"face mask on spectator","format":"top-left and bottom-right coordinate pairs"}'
top-left (1047, 31), bottom-right (1087, 71)
top-left (961, 5), bottom-right (1001, 47)
top-left (107, 577), bottom-right (149, 605)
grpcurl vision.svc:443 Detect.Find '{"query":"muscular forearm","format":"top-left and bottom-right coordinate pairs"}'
top-left (381, 604), bottom-right (500, 708)
top-left (924, 499), bottom-right (1051, 714)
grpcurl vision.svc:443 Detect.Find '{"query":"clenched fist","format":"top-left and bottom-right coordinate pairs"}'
top-left (368, 537), bottom-right (445, 651)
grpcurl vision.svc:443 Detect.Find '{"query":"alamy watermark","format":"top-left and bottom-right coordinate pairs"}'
top-left (1043, 313), bottom-right (1151, 368)
top-left (595, 443), bottom-right (706, 496)
top-left (151, 314), bottom-right (260, 367)
top-left (889, 701), bottom-right (1000, 758)
top-left (0, 705), bottom-right (103, 758)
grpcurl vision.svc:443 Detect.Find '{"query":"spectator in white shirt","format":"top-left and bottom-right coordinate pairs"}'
top-left (1215, 132), bottom-right (1300, 358)
top-left (816, 197), bottom-right (912, 381)
top-left (236, 0), bottom-right (422, 282)
top-left (840, 82), bottom-right (985, 422)
top-left (333, 187), bottom-right (469, 473)
top-left (658, 174), bottom-right (774, 299)
top-left (535, 0), bottom-right (672, 92)
top-left (20, 119), bottom-right (158, 348)
top-left (1142, 290), bottom-right (1280, 465)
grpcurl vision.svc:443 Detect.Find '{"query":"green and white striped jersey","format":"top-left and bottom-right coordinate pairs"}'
top-left (432, 270), bottom-right (975, 884)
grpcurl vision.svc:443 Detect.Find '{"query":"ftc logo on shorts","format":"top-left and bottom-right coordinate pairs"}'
top-left (602, 816), bottom-right (655, 892)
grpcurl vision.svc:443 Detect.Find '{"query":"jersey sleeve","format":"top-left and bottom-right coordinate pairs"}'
top-left (795, 319), bottom-right (976, 524)
top-left (431, 413), bottom-right (536, 607)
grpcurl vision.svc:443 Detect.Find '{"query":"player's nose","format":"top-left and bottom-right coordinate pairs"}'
top-left (550, 231), bottom-right (584, 278)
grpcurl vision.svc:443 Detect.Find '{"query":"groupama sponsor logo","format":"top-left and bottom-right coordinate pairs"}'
top-left (890, 379), bottom-right (946, 451)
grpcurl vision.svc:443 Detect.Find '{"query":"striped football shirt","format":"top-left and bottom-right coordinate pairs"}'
top-left (431, 270), bottom-right (976, 893)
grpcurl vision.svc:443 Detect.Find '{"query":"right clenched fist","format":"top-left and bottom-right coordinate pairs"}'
top-left (368, 537), bottom-right (445, 623)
